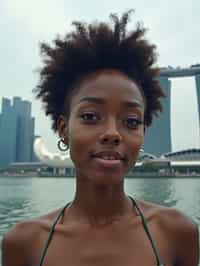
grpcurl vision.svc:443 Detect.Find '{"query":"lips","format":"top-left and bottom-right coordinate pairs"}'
top-left (92, 151), bottom-right (125, 161)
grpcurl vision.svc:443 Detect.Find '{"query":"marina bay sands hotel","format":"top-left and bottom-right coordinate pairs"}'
top-left (144, 64), bottom-right (200, 156)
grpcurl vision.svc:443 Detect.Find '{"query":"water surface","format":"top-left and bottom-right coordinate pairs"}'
top-left (0, 176), bottom-right (200, 264)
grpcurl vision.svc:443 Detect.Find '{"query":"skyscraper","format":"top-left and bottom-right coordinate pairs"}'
top-left (143, 76), bottom-right (172, 156)
top-left (0, 97), bottom-right (36, 167)
top-left (143, 65), bottom-right (200, 156)
top-left (0, 98), bottom-right (18, 167)
top-left (195, 74), bottom-right (200, 125)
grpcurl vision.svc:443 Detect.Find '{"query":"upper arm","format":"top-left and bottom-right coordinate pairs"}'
top-left (158, 207), bottom-right (199, 266)
top-left (176, 221), bottom-right (199, 266)
top-left (2, 231), bottom-right (26, 266)
top-left (167, 209), bottom-right (199, 266)
top-left (2, 222), bottom-right (36, 266)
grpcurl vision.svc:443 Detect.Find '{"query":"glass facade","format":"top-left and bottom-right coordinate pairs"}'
top-left (0, 97), bottom-right (36, 167)
top-left (195, 74), bottom-right (200, 126)
top-left (144, 77), bottom-right (172, 156)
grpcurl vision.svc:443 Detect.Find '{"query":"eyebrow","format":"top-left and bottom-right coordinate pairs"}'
top-left (78, 97), bottom-right (144, 108)
top-left (78, 97), bottom-right (106, 105)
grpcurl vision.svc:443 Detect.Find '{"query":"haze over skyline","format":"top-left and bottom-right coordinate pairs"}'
top-left (0, 0), bottom-right (199, 153)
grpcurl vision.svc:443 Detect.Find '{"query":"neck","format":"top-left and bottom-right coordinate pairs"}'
top-left (69, 178), bottom-right (134, 226)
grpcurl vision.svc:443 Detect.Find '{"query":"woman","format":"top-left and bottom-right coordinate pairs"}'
top-left (2, 10), bottom-right (199, 266)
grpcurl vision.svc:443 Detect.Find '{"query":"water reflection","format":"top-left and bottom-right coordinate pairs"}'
top-left (0, 177), bottom-right (38, 232)
top-left (172, 179), bottom-right (200, 224)
top-left (0, 199), bottom-right (33, 232)
top-left (135, 178), bottom-right (178, 207)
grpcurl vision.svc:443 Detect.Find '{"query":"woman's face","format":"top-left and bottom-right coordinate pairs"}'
top-left (60, 69), bottom-right (145, 185)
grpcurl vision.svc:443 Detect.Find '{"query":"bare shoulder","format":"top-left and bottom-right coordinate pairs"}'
top-left (154, 204), bottom-right (198, 243)
top-left (159, 206), bottom-right (199, 266)
top-left (139, 199), bottom-right (197, 230)
top-left (2, 219), bottom-right (40, 266)
top-left (2, 209), bottom-right (61, 266)
top-left (141, 201), bottom-right (199, 266)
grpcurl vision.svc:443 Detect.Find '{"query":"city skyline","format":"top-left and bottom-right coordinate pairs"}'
top-left (0, 0), bottom-right (200, 152)
top-left (0, 68), bottom-right (199, 162)
top-left (0, 97), bottom-right (37, 167)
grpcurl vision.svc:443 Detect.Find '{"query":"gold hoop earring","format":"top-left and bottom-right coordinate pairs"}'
top-left (57, 138), bottom-right (69, 151)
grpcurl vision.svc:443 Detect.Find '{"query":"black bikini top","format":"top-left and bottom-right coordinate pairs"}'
top-left (38, 197), bottom-right (164, 266)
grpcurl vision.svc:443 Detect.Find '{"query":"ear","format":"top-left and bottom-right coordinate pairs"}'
top-left (57, 115), bottom-right (68, 141)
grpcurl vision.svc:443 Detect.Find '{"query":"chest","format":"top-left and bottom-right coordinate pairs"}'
top-left (34, 226), bottom-right (174, 266)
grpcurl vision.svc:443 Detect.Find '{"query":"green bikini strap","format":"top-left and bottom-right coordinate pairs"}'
top-left (38, 202), bottom-right (71, 266)
top-left (129, 196), bottom-right (164, 266)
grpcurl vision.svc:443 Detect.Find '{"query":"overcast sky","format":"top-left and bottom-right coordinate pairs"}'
top-left (0, 0), bottom-right (199, 153)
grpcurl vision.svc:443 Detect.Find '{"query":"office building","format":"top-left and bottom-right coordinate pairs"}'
top-left (144, 65), bottom-right (200, 156)
top-left (0, 97), bottom-right (37, 167)
top-left (144, 77), bottom-right (172, 156)
top-left (195, 74), bottom-right (200, 124)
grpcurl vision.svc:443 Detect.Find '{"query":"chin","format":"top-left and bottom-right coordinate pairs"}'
top-left (88, 171), bottom-right (125, 186)
top-left (75, 165), bottom-right (128, 186)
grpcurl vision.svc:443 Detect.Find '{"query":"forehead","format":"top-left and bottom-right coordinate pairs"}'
top-left (70, 69), bottom-right (145, 107)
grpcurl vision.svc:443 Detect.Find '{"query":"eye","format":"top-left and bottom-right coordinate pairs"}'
top-left (124, 117), bottom-right (143, 129)
top-left (80, 112), bottom-right (100, 123)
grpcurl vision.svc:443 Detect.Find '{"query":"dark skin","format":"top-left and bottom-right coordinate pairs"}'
top-left (2, 70), bottom-right (199, 266)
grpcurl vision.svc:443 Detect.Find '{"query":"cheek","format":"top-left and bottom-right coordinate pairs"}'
top-left (69, 137), bottom-right (83, 166)
top-left (68, 125), bottom-right (92, 163)
top-left (68, 125), bottom-right (92, 146)
top-left (127, 132), bottom-right (144, 157)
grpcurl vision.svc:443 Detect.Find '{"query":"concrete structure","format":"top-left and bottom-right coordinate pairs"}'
top-left (34, 138), bottom-right (73, 168)
top-left (33, 137), bottom-right (74, 176)
top-left (144, 65), bottom-right (200, 156)
top-left (162, 148), bottom-right (200, 161)
top-left (0, 97), bottom-right (37, 167)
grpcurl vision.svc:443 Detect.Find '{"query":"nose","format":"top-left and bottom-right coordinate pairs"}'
top-left (99, 118), bottom-right (122, 146)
